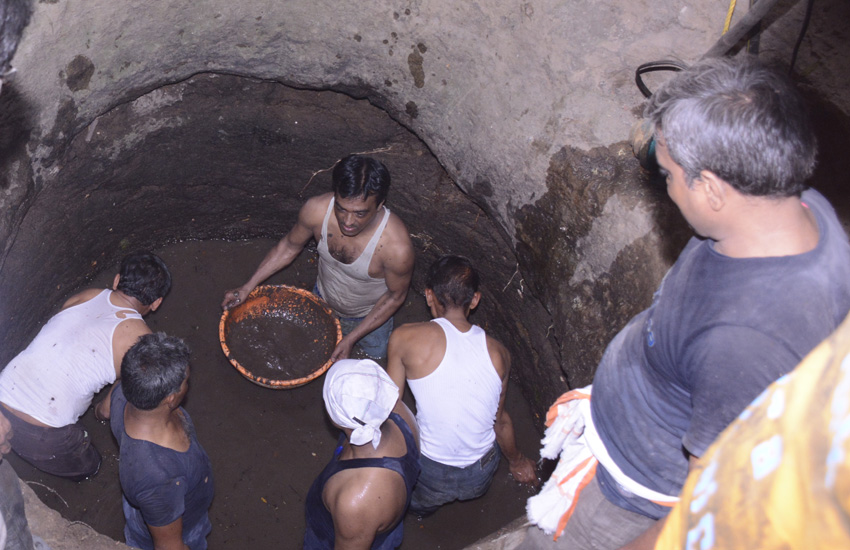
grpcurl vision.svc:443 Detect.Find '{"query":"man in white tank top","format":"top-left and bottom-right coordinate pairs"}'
top-left (222, 155), bottom-right (414, 360)
top-left (388, 256), bottom-right (538, 515)
top-left (0, 251), bottom-right (171, 480)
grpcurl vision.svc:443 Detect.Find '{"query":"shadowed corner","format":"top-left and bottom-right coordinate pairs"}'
top-left (0, 81), bottom-right (33, 190)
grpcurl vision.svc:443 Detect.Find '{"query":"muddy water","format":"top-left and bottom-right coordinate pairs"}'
top-left (6, 239), bottom-right (542, 549)
top-left (225, 300), bottom-right (337, 383)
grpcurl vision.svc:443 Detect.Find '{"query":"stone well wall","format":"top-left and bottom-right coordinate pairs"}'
top-left (0, 0), bottom-right (847, 412)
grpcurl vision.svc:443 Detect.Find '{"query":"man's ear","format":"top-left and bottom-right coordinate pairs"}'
top-left (424, 288), bottom-right (434, 308)
top-left (469, 292), bottom-right (482, 311)
top-left (112, 274), bottom-right (121, 290)
top-left (149, 297), bottom-right (164, 312)
top-left (698, 170), bottom-right (727, 212)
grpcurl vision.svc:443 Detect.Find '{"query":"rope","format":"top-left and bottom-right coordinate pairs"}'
top-left (723, 0), bottom-right (738, 34)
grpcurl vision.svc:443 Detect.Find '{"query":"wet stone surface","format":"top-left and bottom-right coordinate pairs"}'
top-left (7, 238), bottom-right (542, 549)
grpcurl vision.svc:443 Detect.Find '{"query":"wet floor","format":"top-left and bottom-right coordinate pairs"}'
top-left (6, 238), bottom-right (542, 549)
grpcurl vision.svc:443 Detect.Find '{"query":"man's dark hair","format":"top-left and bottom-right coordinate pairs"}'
top-left (121, 333), bottom-right (190, 411)
top-left (0, 0), bottom-right (32, 76)
top-left (331, 155), bottom-right (391, 205)
top-left (116, 250), bottom-right (171, 305)
top-left (644, 55), bottom-right (816, 197)
top-left (426, 255), bottom-right (480, 309)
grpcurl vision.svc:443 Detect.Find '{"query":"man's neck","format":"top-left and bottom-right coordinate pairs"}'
top-left (440, 307), bottom-right (472, 332)
top-left (713, 194), bottom-right (819, 258)
top-left (124, 404), bottom-right (187, 450)
top-left (111, 291), bottom-right (148, 315)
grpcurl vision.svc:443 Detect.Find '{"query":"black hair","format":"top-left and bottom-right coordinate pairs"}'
top-left (426, 255), bottom-right (480, 309)
top-left (121, 332), bottom-right (190, 411)
top-left (116, 250), bottom-right (171, 305)
top-left (645, 55), bottom-right (816, 197)
top-left (331, 155), bottom-right (391, 205)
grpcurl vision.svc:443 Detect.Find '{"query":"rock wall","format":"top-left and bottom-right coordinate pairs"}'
top-left (0, 0), bottom-right (847, 411)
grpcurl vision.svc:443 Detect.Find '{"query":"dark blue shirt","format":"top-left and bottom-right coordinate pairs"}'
top-left (591, 189), bottom-right (850, 519)
top-left (304, 412), bottom-right (420, 549)
top-left (110, 384), bottom-right (215, 550)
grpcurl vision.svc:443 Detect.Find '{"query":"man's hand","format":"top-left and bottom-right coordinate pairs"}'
top-left (0, 413), bottom-right (13, 455)
top-left (330, 335), bottom-right (356, 362)
top-left (221, 286), bottom-right (252, 311)
top-left (508, 454), bottom-right (539, 487)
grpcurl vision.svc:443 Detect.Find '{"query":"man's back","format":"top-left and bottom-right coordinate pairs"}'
top-left (304, 405), bottom-right (420, 550)
top-left (405, 319), bottom-right (503, 466)
top-left (0, 289), bottom-right (141, 427)
top-left (111, 383), bottom-right (214, 550)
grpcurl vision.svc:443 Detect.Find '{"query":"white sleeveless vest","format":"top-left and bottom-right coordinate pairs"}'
top-left (408, 318), bottom-right (503, 467)
top-left (316, 197), bottom-right (391, 318)
top-left (0, 290), bottom-right (141, 427)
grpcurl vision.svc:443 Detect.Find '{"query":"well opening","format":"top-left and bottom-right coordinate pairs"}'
top-left (1, 73), bottom-right (549, 549)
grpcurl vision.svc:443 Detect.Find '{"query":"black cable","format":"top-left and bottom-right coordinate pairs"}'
top-left (788, 0), bottom-right (815, 75)
top-left (634, 60), bottom-right (689, 98)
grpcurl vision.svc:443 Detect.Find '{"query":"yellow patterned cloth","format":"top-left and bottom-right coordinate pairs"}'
top-left (656, 313), bottom-right (850, 549)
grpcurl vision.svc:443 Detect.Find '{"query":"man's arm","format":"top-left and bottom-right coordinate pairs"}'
top-left (221, 197), bottom-right (323, 310)
top-left (148, 518), bottom-right (190, 550)
top-left (0, 412), bottom-right (13, 455)
top-left (490, 339), bottom-right (538, 486)
top-left (96, 317), bottom-right (152, 420)
top-left (617, 454), bottom-right (700, 550)
top-left (329, 233), bottom-right (414, 361)
top-left (386, 329), bottom-right (409, 399)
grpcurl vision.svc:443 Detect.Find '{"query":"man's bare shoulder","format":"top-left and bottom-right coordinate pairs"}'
top-left (300, 192), bottom-right (334, 226)
top-left (391, 321), bottom-right (440, 342)
top-left (485, 333), bottom-right (510, 376)
top-left (326, 468), bottom-right (404, 535)
top-left (378, 212), bottom-right (414, 257)
top-left (60, 288), bottom-right (105, 311)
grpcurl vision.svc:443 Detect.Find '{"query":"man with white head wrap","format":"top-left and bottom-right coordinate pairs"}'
top-left (304, 359), bottom-right (420, 550)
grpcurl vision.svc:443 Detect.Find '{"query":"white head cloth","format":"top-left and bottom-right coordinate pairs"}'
top-left (323, 359), bottom-right (399, 449)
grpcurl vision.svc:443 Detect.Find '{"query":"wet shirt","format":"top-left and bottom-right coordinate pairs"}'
top-left (110, 384), bottom-right (214, 550)
top-left (656, 312), bottom-right (850, 549)
top-left (316, 196), bottom-right (391, 318)
top-left (591, 188), bottom-right (850, 519)
top-left (304, 412), bottom-right (420, 550)
top-left (0, 290), bottom-right (138, 427)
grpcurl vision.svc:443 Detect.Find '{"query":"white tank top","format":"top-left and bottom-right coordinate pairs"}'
top-left (0, 290), bottom-right (141, 427)
top-left (408, 318), bottom-right (503, 467)
top-left (316, 196), bottom-right (391, 318)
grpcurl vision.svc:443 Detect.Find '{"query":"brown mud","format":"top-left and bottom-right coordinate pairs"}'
top-left (6, 238), bottom-right (542, 549)
top-left (223, 286), bottom-right (340, 383)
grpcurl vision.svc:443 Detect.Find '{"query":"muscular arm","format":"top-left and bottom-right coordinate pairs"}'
top-left (221, 197), bottom-right (324, 310)
top-left (617, 454), bottom-right (700, 550)
top-left (490, 339), bottom-right (538, 486)
top-left (148, 518), bottom-right (190, 550)
top-left (95, 317), bottom-right (151, 420)
top-left (386, 326), bottom-right (414, 399)
top-left (329, 233), bottom-right (414, 361)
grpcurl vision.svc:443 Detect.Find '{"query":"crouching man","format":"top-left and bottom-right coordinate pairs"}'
top-left (388, 255), bottom-right (538, 516)
top-left (0, 250), bottom-right (170, 480)
top-left (304, 359), bottom-right (420, 550)
top-left (110, 333), bottom-right (214, 550)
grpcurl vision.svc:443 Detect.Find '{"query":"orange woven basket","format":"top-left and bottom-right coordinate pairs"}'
top-left (219, 285), bottom-right (342, 389)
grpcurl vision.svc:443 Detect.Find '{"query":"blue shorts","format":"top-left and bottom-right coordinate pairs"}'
top-left (313, 284), bottom-right (393, 360)
top-left (409, 444), bottom-right (501, 515)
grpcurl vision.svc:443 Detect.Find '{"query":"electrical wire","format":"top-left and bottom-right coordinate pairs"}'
top-left (788, 0), bottom-right (816, 75)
